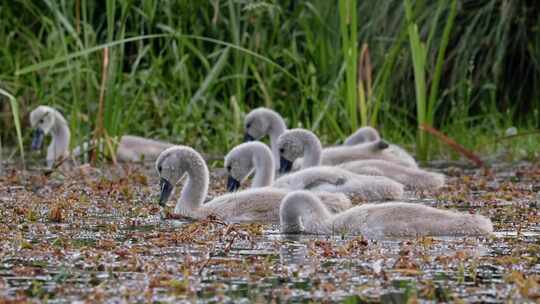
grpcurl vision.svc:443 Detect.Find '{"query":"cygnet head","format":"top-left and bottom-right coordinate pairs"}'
top-left (352, 140), bottom-right (391, 157)
top-left (279, 190), bottom-right (328, 234)
top-left (29, 106), bottom-right (60, 150)
top-left (371, 140), bottom-right (389, 150)
top-left (223, 142), bottom-right (261, 191)
top-left (224, 142), bottom-right (275, 191)
top-left (277, 129), bottom-right (322, 173)
top-left (155, 146), bottom-right (208, 206)
top-left (344, 126), bottom-right (381, 145)
top-left (243, 108), bottom-right (283, 142)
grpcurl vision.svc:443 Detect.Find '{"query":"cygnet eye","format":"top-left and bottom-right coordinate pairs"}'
top-left (279, 148), bottom-right (285, 154)
top-left (158, 165), bottom-right (162, 173)
top-left (246, 122), bottom-right (251, 128)
top-left (39, 119), bottom-right (44, 124)
top-left (226, 165), bottom-right (232, 172)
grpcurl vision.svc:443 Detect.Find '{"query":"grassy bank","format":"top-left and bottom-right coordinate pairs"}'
top-left (0, 0), bottom-right (539, 162)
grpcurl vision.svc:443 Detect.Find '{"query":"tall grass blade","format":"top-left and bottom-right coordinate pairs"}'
top-left (405, 0), bottom-right (428, 161)
top-left (0, 88), bottom-right (25, 165)
top-left (250, 64), bottom-right (272, 108)
top-left (371, 27), bottom-right (407, 126)
top-left (91, 48), bottom-right (109, 164)
top-left (189, 47), bottom-right (231, 105)
top-left (15, 34), bottom-right (168, 75)
top-left (339, 0), bottom-right (359, 130)
top-left (358, 43), bottom-right (371, 125)
top-left (16, 34), bottom-right (299, 85)
top-left (427, 0), bottom-right (457, 124)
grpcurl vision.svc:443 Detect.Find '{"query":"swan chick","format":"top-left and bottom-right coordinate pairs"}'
top-left (273, 166), bottom-right (404, 201)
top-left (344, 126), bottom-right (417, 168)
top-left (224, 141), bottom-right (403, 201)
top-left (277, 128), bottom-right (391, 172)
top-left (344, 126), bottom-right (381, 145)
top-left (224, 141), bottom-right (275, 191)
top-left (339, 159), bottom-right (445, 191)
top-left (244, 108), bottom-right (287, 169)
top-left (30, 106), bottom-right (70, 168)
top-left (280, 191), bottom-right (494, 238)
top-left (156, 146), bottom-right (351, 223)
top-left (31, 105), bottom-right (176, 166)
top-left (117, 135), bottom-right (174, 162)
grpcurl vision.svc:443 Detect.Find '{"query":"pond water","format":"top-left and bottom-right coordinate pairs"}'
top-left (0, 157), bottom-right (538, 302)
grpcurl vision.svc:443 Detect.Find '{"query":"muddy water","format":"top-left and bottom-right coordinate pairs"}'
top-left (0, 159), bottom-right (538, 302)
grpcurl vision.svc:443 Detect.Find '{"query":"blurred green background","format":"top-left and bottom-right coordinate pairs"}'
top-left (1, 0), bottom-right (539, 161)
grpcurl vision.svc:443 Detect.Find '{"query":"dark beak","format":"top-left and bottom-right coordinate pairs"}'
top-left (227, 176), bottom-right (241, 192)
top-left (158, 178), bottom-right (174, 206)
top-left (377, 140), bottom-right (389, 150)
top-left (244, 133), bottom-right (255, 142)
top-left (279, 156), bottom-right (293, 174)
top-left (31, 128), bottom-right (45, 150)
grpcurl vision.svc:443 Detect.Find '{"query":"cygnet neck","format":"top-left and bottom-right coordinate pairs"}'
top-left (281, 191), bottom-right (331, 232)
top-left (267, 113), bottom-right (287, 170)
top-left (250, 143), bottom-right (275, 188)
top-left (176, 151), bottom-right (209, 215)
top-left (299, 131), bottom-right (322, 168)
top-left (46, 111), bottom-right (71, 167)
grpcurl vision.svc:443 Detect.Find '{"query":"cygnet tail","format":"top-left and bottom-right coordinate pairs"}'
top-left (371, 178), bottom-right (405, 201)
top-left (465, 214), bottom-right (494, 235)
top-left (407, 171), bottom-right (445, 191)
top-left (386, 181), bottom-right (405, 200)
top-left (444, 213), bottom-right (494, 236)
top-left (362, 179), bottom-right (404, 201)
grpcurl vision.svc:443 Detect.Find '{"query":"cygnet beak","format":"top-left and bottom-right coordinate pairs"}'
top-left (226, 176), bottom-right (241, 192)
top-left (243, 133), bottom-right (255, 142)
top-left (279, 157), bottom-right (293, 174)
top-left (377, 140), bottom-right (389, 150)
top-left (158, 177), bottom-right (174, 206)
top-left (31, 128), bottom-right (45, 150)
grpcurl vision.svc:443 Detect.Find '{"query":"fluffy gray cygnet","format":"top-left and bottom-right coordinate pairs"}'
top-left (224, 141), bottom-right (404, 201)
top-left (30, 105), bottom-right (174, 167)
top-left (279, 191), bottom-right (494, 238)
top-left (156, 146), bottom-right (351, 223)
top-left (344, 126), bottom-right (417, 168)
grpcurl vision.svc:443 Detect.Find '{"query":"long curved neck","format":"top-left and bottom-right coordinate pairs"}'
top-left (176, 154), bottom-right (209, 215)
top-left (267, 114), bottom-right (287, 170)
top-left (251, 145), bottom-right (275, 188)
top-left (344, 127), bottom-right (380, 145)
top-left (343, 129), bottom-right (360, 145)
top-left (281, 193), bottom-right (331, 233)
top-left (47, 115), bottom-right (70, 166)
top-left (301, 132), bottom-right (322, 168)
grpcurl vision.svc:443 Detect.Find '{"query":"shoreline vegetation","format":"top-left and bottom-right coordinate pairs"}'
top-left (1, 1), bottom-right (539, 165)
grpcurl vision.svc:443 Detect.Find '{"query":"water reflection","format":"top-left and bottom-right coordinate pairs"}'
top-left (279, 240), bottom-right (308, 265)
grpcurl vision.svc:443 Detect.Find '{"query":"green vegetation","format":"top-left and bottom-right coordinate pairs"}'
top-left (339, 0), bottom-right (359, 129)
top-left (404, 0), bottom-right (457, 161)
top-left (0, 0), bottom-right (538, 161)
top-left (0, 88), bottom-right (24, 163)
